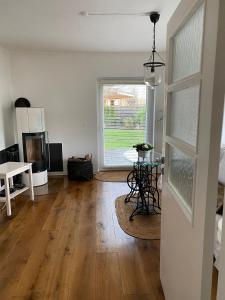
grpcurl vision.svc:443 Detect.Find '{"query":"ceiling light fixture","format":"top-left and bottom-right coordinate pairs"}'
top-left (79, 11), bottom-right (149, 17)
top-left (143, 12), bottom-right (165, 89)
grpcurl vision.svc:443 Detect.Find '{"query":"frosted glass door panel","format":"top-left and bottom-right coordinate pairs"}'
top-left (168, 146), bottom-right (195, 210)
top-left (172, 4), bottom-right (204, 82)
top-left (169, 85), bottom-right (199, 146)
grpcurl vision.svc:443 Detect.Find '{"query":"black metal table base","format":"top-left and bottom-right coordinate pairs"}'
top-left (125, 163), bottom-right (161, 221)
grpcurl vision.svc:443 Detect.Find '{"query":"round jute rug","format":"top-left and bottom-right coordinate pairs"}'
top-left (95, 171), bottom-right (129, 182)
top-left (115, 195), bottom-right (161, 240)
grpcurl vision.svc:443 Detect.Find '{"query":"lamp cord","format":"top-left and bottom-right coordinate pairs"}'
top-left (152, 22), bottom-right (156, 52)
top-left (151, 21), bottom-right (156, 70)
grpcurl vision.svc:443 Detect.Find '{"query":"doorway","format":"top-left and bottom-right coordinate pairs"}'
top-left (98, 80), bottom-right (154, 170)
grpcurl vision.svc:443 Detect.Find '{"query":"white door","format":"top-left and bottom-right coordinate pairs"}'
top-left (161, 0), bottom-right (225, 299)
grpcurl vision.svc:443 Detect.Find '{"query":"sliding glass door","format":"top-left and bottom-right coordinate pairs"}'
top-left (98, 81), bottom-right (153, 169)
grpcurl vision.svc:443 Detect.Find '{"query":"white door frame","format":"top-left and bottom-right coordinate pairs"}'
top-left (217, 191), bottom-right (225, 299)
top-left (161, 0), bottom-right (225, 299)
top-left (97, 77), bottom-right (155, 171)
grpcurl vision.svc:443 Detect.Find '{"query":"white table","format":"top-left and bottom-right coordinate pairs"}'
top-left (0, 162), bottom-right (34, 216)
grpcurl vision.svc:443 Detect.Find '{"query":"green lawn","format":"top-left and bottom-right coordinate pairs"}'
top-left (104, 128), bottom-right (145, 150)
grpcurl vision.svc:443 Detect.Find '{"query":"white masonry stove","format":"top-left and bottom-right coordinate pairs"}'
top-left (16, 108), bottom-right (48, 186)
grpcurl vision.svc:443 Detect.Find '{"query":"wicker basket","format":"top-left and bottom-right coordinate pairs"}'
top-left (67, 157), bottom-right (93, 181)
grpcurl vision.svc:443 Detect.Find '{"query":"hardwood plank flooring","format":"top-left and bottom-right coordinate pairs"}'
top-left (0, 177), bottom-right (164, 300)
top-left (211, 267), bottom-right (218, 300)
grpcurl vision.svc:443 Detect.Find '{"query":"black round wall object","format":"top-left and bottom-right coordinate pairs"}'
top-left (15, 98), bottom-right (31, 107)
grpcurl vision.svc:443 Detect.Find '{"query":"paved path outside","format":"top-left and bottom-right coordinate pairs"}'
top-left (104, 148), bottom-right (138, 167)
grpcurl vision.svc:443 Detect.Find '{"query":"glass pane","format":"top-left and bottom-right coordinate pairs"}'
top-left (25, 137), bottom-right (43, 162)
top-left (103, 84), bottom-right (147, 167)
top-left (172, 4), bottom-right (204, 82)
top-left (169, 85), bottom-right (199, 146)
top-left (168, 146), bottom-right (194, 210)
top-left (23, 133), bottom-right (46, 163)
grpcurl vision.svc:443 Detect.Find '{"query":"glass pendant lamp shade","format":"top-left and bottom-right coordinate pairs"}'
top-left (143, 12), bottom-right (165, 89)
top-left (144, 52), bottom-right (164, 89)
top-left (144, 67), bottom-right (163, 89)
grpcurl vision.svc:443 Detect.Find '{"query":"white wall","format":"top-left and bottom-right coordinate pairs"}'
top-left (10, 51), bottom-right (164, 171)
top-left (0, 46), bottom-right (14, 151)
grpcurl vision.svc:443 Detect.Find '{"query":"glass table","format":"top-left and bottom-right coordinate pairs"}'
top-left (124, 151), bottom-right (163, 221)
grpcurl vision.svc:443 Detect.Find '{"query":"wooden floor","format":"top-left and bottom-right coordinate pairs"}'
top-left (211, 267), bottom-right (218, 300)
top-left (0, 177), bottom-right (164, 300)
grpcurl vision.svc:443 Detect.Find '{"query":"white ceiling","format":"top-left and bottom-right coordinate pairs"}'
top-left (0, 0), bottom-right (181, 52)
